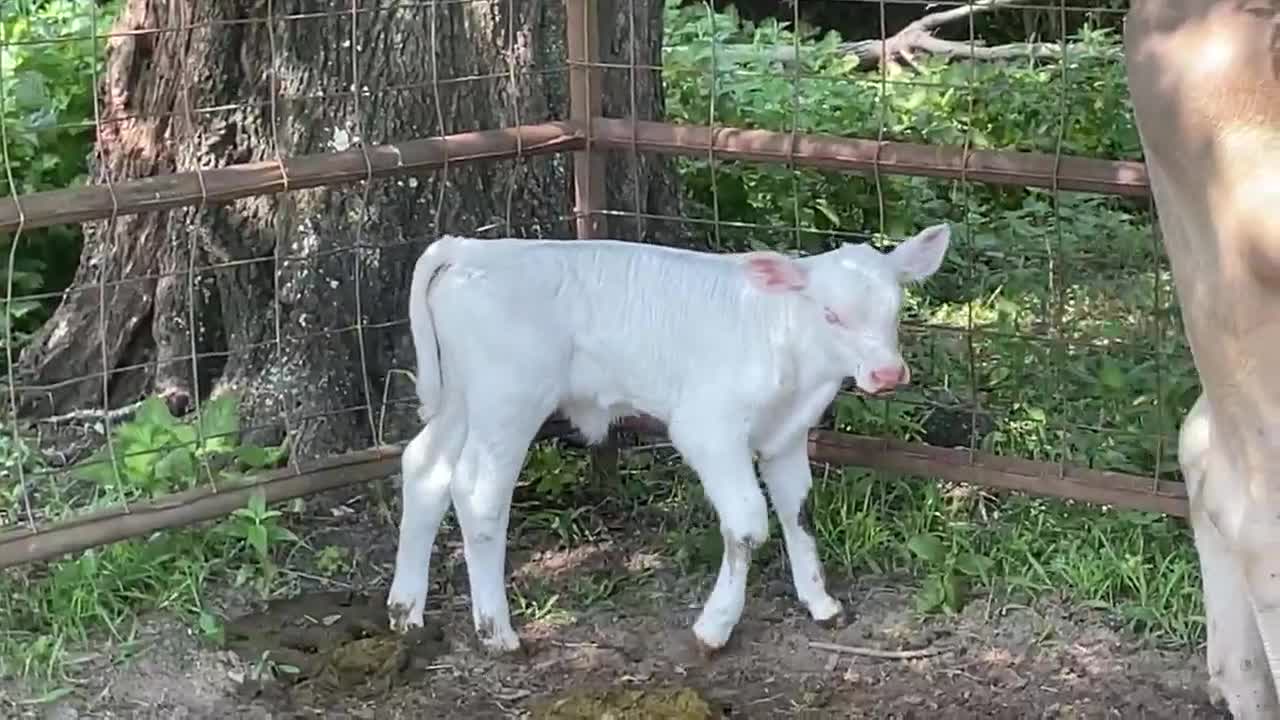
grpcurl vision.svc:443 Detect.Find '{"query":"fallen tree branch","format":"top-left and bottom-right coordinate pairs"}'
top-left (846, 34), bottom-right (1065, 70)
top-left (710, 0), bottom-right (1074, 71)
top-left (712, 37), bottom-right (1066, 68)
top-left (32, 399), bottom-right (147, 426)
top-left (853, 0), bottom-right (1036, 70)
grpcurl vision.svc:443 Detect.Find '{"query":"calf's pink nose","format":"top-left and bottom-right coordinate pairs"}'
top-left (869, 364), bottom-right (908, 390)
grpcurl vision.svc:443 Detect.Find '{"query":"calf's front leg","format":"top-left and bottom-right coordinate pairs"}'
top-left (669, 412), bottom-right (770, 654)
top-left (758, 439), bottom-right (843, 625)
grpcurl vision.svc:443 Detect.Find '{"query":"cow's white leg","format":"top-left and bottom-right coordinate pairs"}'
top-left (449, 403), bottom-right (548, 654)
top-left (1233, 510), bottom-right (1280, 717)
top-left (387, 412), bottom-right (468, 633)
top-left (1180, 394), bottom-right (1278, 717)
top-left (1199, 518), bottom-right (1278, 718)
top-left (668, 412), bottom-right (770, 653)
top-left (758, 439), bottom-right (842, 625)
top-left (1244, 577), bottom-right (1280, 715)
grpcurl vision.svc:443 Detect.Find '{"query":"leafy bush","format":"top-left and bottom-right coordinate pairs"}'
top-left (661, 1), bottom-right (1202, 643)
top-left (0, 393), bottom-right (293, 680)
top-left (0, 0), bottom-right (119, 365)
top-left (661, 2), bottom-right (1193, 473)
top-left (69, 394), bottom-right (288, 504)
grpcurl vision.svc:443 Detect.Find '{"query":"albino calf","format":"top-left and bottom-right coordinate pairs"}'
top-left (1126, 1), bottom-right (1280, 717)
top-left (386, 225), bottom-right (951, 654)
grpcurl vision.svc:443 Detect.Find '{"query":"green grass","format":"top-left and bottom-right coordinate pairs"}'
top-left (0, 0), bottom-right (1207, 699)
top-left (0, 395), bottom-right (296, 684)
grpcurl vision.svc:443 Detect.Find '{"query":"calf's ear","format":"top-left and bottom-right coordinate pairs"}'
top-left (888, 223), bottom-right (950, 283)
top-left (744, 252), bottom-right (809, 293)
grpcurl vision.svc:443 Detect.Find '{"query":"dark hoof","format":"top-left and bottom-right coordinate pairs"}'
top-left (813, 610), bottom-right (849, 630)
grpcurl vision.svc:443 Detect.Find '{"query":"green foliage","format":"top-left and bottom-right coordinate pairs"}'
top-left (660, 2), bottom-right (1195, 477)
top-left (0, 0), bottom-right (121, 368)
top-left (217, 490), bottom-right (300, 594)
top-left (905, 531), bottom-right (994, 615)
top-left (0, 393), bottom-right (294, 682)
top-left (514, 442), bottom-right (601, 547)
top-left (807, 467), bottom-right (1202, 644)
top-left (659, 1), bottom-right (1203, 646)
top-left (67, 393), bottom-right (288, 506)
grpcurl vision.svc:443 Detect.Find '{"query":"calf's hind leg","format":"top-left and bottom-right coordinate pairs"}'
top-left (449, 400), bottom-right (552, 654)
top-left (387, 411), bottom-right (468, 633)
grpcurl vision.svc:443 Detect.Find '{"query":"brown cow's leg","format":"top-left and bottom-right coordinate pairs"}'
top-left (1125, 0), bottom-right (1280, 715)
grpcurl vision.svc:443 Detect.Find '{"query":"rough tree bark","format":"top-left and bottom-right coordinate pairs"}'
top-left (15, 0), bottom-right (680, 460)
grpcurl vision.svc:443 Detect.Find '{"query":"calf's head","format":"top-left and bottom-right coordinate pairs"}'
top-left (745, 223), bottom-right (951, 395)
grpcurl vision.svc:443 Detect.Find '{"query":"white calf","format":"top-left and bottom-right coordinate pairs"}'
top-left (386, 225), bottom-right (951, 654)
top-left (1126, 1), bottom-right (1280, 716)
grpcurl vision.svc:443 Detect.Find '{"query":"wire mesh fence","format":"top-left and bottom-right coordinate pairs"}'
top-left (0, 0), bottom-right (1193, 579)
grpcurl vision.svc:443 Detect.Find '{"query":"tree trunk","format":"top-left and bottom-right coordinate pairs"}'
top-left (16, 0), bottom-right (681, 460)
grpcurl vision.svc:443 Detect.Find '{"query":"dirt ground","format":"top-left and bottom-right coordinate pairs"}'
top-left (8, 483), bottom-right (1227, 720)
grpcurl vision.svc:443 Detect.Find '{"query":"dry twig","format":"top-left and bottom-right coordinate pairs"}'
top-left (809, 639), bottom-right (951, 660)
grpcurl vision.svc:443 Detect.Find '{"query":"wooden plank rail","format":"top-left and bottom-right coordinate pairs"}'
top-left (0, 421), bottom-right (1187, 569)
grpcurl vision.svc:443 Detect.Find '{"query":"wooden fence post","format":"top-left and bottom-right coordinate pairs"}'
top-left (565, 0), bottom-right (620, 490)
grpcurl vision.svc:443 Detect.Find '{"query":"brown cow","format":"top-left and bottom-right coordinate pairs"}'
top-left (1125, 1), bottom-right (1280, 717)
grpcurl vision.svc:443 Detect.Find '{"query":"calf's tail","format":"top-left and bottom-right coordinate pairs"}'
top-left (408, 237), bottom-right (458, 423)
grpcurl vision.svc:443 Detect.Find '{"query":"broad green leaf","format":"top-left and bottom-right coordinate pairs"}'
top-left (134, 396), bottom-right (176, 429)
top-left (236, 444), bottom-right (284, 469)
top-left (907, 534), bottom-right (947, 565)
top-left (153, 448), bottom-right (196, 485)
top-left (69, 452), bottom-right (117, 485)
top-left (1099, 359), bottom-right (1127, 391)
top-left (197, 611), bottom-right (224, 643)
top-left (115, 421), bottom-right (157, 451)
top-left (198, 393), bottom-right (240, 445)
top-left (954, 553), bottom-right (995, 577)
top-left (914, 575), bottom-right (946, 614)
top-left (247, 491), bottom-right (267, 517)
top-left (246, 523), bottom-right (269, 557)
top-left (171, 424), bottom-right (197, 446)
top-left (11, 71), bottom-right (47, 109)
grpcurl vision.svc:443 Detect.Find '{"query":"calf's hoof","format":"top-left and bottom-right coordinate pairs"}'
top-left (476, 619), bottom-right (522, 656)
top-left (813, 610), bottom-right (847, 630)
top-left (387, 600), bottom-right (424, 635)
top-left (1205, 678), bottom-right (1225, 709)
top-left (690, 619), bottom-right (734, 660)
top-left (807, 595), bottom-right (846, 629)
top-left (683, 629), bottom-right (727, 664)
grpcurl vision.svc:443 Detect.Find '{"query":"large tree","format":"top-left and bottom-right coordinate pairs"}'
top-left (16, 0), bottom-right (680, 459)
